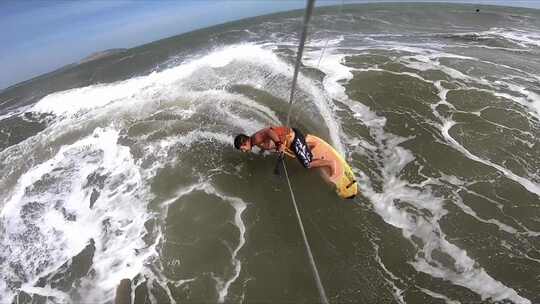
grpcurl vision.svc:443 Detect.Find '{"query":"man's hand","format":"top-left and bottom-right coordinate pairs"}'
top-left (277, 142), bottom-right (285, 153)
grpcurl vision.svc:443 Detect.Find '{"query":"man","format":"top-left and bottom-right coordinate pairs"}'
top-left (234, 126), bottom-right (337, 178)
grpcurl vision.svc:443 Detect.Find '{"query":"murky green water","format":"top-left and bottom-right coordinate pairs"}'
top-left (1, 3), bottom-right (539, 304)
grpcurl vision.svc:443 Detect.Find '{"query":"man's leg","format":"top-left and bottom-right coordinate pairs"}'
top-left (309, 159), bottom-right (336, 177)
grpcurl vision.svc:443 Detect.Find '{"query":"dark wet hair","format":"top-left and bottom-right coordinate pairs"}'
top-left (234, 134), bottom-right (250, 149)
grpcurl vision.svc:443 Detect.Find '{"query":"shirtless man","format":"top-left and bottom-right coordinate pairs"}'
top-left (233, 126), bottom-right (337, 181)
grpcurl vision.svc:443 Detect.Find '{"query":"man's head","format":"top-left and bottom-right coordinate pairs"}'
top-left (234, 134), bottom-right (251, 152)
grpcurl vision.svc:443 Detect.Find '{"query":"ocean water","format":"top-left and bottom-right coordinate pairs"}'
top-left (0, 3), bottom-right (539, 304)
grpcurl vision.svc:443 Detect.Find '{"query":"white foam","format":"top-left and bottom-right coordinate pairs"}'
top-left (461, 188), bottom-right (540, 237)
top-left (306, 47), bottom-right (532, 304)
top-left (493, 80), bottom-right (540, 115)
top-left (29, 43), bottom-right (343, 155)
top-left (159, 182), bottom-right (248, 303)
top-left (440, 120), bottom-right (540, 197)
top-left (30, 44), bottom-right (278, 117)
top-left (19, 286), bottom-right (70, 302)
top-left (418, 287), bottom-right (461, 304)
top-left (452, 193), bottom-right (517, 234)
top-left (369, 65), bottom-right (540, 198)
top-left (0, 127), bottom-right (155, 303)
top-left (0, 105), bottom-right (31, 122)
top-left (210, 188), bottom-right (247, 303)
top-left (28, 44), bottom-right (313, 124)
top-left (453, 43), bottom-right (527, 52)
top-left (485, 28), bottom-right (540, 48)
top-left (178, 130), bottom-right (234, 148)
top-left (3, 26), bottom-right (538, 304)
top-left (306, 51), bottom-right (353, 101)
top-left (303, 48), bottom-right (382, 154)
top-left (372, 242), bottom-right (406, 304)
top-left (412, 255), bottom-right (528, 303)
top-left (396, 50), bottom-right (540, 120)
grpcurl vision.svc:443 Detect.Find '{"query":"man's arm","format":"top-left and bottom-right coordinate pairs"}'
top-left (266, 128), bottom-right (281, 145)
top-left (250, 128), bottom-right (281, 151)
top-left (264, 128), bottom-right (285, 152)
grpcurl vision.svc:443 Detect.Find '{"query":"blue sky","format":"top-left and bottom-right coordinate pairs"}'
top-left (1, 0), bottom-right (539, 90)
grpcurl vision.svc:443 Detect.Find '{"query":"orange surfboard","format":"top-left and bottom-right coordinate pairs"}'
top-left (285, 135), bottom-right (358, 199)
